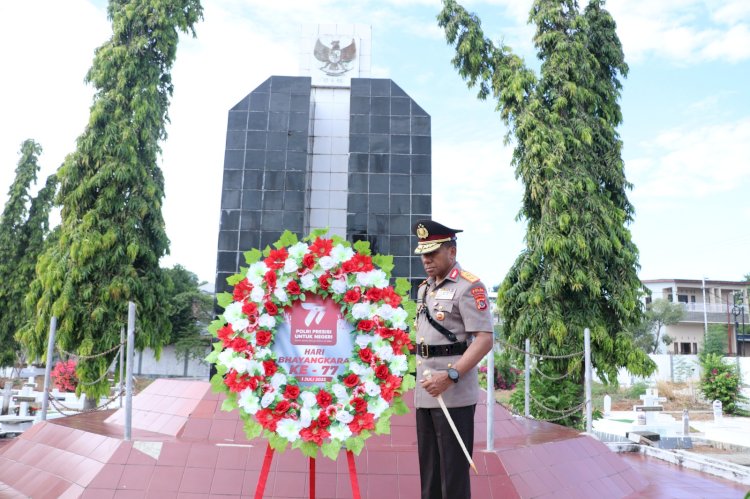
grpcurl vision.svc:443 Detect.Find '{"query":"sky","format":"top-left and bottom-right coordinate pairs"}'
top-left (0, 0), bottom-right (748, 291)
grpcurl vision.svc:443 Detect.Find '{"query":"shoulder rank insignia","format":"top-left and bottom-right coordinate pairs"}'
top-left (459, 270), bottom-right (480, 283)
top-left (449, 268), bottom-right (460, 280)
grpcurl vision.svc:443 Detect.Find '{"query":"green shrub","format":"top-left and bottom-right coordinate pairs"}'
top-left (479, 351), bottom-right (521, 390)
top-left (509, 363), bottom-right (584, 428)
top-left (699, 353), bottom-right (746, 415)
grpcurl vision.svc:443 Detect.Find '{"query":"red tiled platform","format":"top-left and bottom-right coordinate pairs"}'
top-left (0, 379), bottom-right (742, 498)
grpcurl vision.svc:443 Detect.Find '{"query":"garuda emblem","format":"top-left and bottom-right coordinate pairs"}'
top-left (314, 38), bottom-right (357, 76)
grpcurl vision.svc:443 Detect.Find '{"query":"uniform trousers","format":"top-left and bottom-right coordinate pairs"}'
top-left (416, 404), bottom-right (476, 499)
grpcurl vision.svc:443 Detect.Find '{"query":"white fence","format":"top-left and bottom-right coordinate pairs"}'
top-left (613, 354), bottom-right (750, 386)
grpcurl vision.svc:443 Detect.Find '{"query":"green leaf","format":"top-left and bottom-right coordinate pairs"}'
top-left (305, 228), bottom-right (329, 241)
top-left (274, 230), bottom-right (299, 249)
top-left (221, 394), bottom-right (237, 412)
top-left (268, 432), bottom-right (289, 452)
top-left (208, 319), bottom-right (224, 335)
top-left (401, 373), bottom-right (416, 391)
top-left (243, 419), bottom-right (263, 439)
top-left (320, 439), bottom-right (342, 460)
top-left (374, 411), bottom-right (391, 434)
top-left (262, 245), bottom-right (272, 257)
top-left (372, 254), bottom-right (394, 276)
top-left (353, 240), bottom-right (371, 256)
top-left (216, 292), bottom-right (233, 308)
top-left (344, 436), bottom-right (365, 455)
top-left (244, 248), bottom-right (262, 265)
top-left (391, 397), bottom-right (409, 415)
top-left (210, 372), bottom-right (226, 393)
top-left (394, 277), bottom-right (411, 296)
top-left (298, 441), bottom-right (320, 458)
top-left (331, 234), bottom-right (348, 247)
top-left (205, 349), bottom-right (219, 363)
top-left (227, 273), bottom-right (244, 286)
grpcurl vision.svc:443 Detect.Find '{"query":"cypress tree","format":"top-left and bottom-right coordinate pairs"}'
top-left (437, 0), bottom-right (654, 406)
top-left (0, 140), bottom-right (42, 367)
top-left (24, 0), bottom-right (203, 400)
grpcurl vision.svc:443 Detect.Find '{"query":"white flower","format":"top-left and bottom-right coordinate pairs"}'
top-left (331, 245), bottom-right (355, 264)
top-left (246, 261), bottom-right (269, 285)
top-left (350, 363), bottom-right (373, 378)
top-left (300, 391), bottom-right (317, 408)
top-left (300, 407), bottom-right (313, 427)
top-left (250, 286), bottom-right (265, 302)
top-left (389, 355), bottom-right (408, 376)
top-left (270, 373), bottom-right (287, 390)
top-left (364, 380), bottom-right (381, 397)
top-left (351, 303), bottom-right (372, 320)
top-left (223, 302), bottom-right (245, 326)
top-left (355, 334), bottom-right (375, 348)
top-left (300, 273), bottom-right (316, 290)
top-left (332, 384), bottom-right (349, 403)
top-left (318, 256), bottom-right (335, 270)
top-left (288, 242), bottom-right (309, 260)
top-left (274, 287), bottom-right (288, 303)
top-left (329, 423), bottom-right (353, 441)
top-left (229, 357), bottom-right (251, 374)
top-left (283, 258), bottom-right (299, 274)
top-left (254, 347), bottom-right (272, 358)
top-left (375, 345), bottom-right (394, 362)
top-left (331, 278), bottom-right (348, 294)
top-left (261, 391), bottom-right (276, 408)
top-left (247, 360), bottom-right (264, 376)
top-left (238, 389), bottom-right (261, 414)
top-left (217, 349), bottom-right (235, 367)
top-left (335, 409), bottom-right (354, 424)
top-left (367, 397), bottom-right (389, 418)
top-left (258, 314), bottom-right (276, 329)
top-left (356, 269), bottom-right (387, 288)
top-left (375, 304), bottom-right (395, 320)
top-left (371, 272), bottom-right (389, 289)
top-left (277, 418), bottom-right (302, 443)
top-left (390, 307), bottom-right (408, 329)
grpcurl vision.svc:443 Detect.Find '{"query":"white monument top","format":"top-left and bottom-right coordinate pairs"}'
top-left (299, 24), bottom-right (372, 88)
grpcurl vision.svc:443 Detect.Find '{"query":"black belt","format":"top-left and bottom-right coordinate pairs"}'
top-left (417, 341), bottom-right (468, 358)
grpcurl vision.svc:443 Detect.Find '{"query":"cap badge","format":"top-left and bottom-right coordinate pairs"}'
top-left (416, 224), bottom-right (429, 239)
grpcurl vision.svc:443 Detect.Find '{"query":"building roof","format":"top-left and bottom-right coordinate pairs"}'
top-left (642, 278), bottom-right (749, 287)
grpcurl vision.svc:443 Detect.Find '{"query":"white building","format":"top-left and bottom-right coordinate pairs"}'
top-left (641, 278), bottom-right (749, 355)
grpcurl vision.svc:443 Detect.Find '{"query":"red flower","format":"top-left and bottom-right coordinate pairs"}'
top-left (300, 420), bottom-right (330, 445)
top-left (358, 348), bottom-right (373, 363)
top-left (348, 413), bottom-right (375, 434)
top-left (256, 408), bottom-right (281, 432)
top-left (351, 397), bottom-right (367, 414)
top-left (224, 370), bottom-right (260, 393)
top-left (310, 238), bottom-right (333, 257)
top-left (342, 254), bottom-right (374, 273)
top-left (316, 390), bottom-right (333, 408)
top-left (274, 400), bottom-right (291, 416)
top-left (344, 373), bottom-right (360, 388)
top-left (264, 270), bottom-right (277, 289)
top-left (381, 287), bottom-right (402, 307)
top-left (230, 336), bottom-right (249, 352)
top-left (318, 273), bottom-right (331, 290)
top-left (263, 360), bottom-right (278, 377)
top-left (364, 287), bottom-right (383, 302)
top-left (242, 301), bottom-right (258, 317)
top-left (286, 280), bottom-right (301, 295)
top-left (302, 253), bottom-right (316, 269)
top-left (377, 327), bottom-right (395, 339)
top-left (233, 279), bottom-right (254, 301)
top-left (265, 301), bottom-right (279, 316)
top-left (375, 364), bottom-right (390, 380)
top-left (264, 248), bottom-right (289, 270)
top-left (217, 324), bottom-right (234, 346)
top-left (380, 375), bottom-right (402, 402)
top-left (318, 411), bottom-right (332, 428)
top-left (256, 330), bottom-right (272, 346)
top-left (284, 384), bottom-right (300, 400)
top-left (344, 287), bottom-right (362, 303)
top-left (357, 320), bottom-right (375, 332)
top-left (390, 329), bottom-right (410, 353)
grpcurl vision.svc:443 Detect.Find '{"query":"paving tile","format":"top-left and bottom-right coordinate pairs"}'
top-left (179, 467), bottom-right (214, 494)
top-left (157, 442), bottom-right (191, 467)
top-left (148, 465), bottom-right (184, 492)
top-left (186, 443), bottom-right (219, 468)
top-left (209, 468), bottom-right (245, 495)
top-left (216, 445), bottom-right (250, 470)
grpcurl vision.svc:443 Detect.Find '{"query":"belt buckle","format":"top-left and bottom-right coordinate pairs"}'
top-left (419, 342), bottom-right (429, 359)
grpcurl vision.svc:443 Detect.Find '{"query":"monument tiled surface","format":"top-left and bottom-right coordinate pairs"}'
top-left (5, 379), bottom-right (742, 498)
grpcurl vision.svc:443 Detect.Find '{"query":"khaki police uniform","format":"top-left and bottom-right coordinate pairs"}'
top-left (414, 263), bottom-right (494, 409)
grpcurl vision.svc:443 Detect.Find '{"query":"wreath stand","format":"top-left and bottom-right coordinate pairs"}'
top-left (254, 443), bottom-right (361, 499)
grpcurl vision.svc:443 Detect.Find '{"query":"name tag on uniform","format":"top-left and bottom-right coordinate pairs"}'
top-left (435, 289), bottom-right (455, 300)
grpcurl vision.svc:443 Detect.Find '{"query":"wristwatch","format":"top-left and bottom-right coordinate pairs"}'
top-left (447, 368), bottom-right (460, 383)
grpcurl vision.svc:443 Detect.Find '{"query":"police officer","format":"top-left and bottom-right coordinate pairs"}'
top-left (413, 219), bottom-right (494, 499)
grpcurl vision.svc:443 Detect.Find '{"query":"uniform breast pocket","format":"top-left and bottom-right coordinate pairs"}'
top-left (431, 301), bottom-right (453, 321)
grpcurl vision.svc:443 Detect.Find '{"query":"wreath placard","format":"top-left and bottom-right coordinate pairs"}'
top-left (207, 230), bottom-right (416, 459)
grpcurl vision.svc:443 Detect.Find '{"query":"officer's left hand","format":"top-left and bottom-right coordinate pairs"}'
top-left (420, 371), bottom-right (452, 397)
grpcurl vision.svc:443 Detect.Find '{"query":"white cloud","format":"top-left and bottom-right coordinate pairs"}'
top-left (629, 117), bottom-right (750, 201)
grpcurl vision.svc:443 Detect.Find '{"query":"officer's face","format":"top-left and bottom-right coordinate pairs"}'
top-left (421, 244), bottom-right (456, 280)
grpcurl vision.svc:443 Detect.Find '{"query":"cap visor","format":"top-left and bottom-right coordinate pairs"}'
top-left (414, 242), bottom-right (441, 255)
